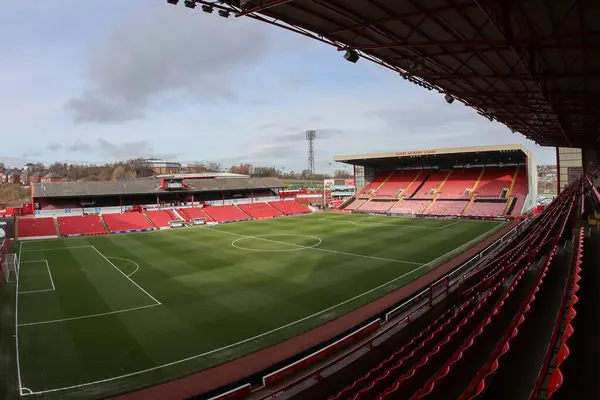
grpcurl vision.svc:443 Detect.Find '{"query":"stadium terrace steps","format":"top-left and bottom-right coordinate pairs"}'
top-left (463, 201), bottom-right (509, 217)
top-left (425, 200), bottom-right (470, 216)
top-left (358, 200), bottom-right (395, 213)
top-left (103, 212), bottom-right (155, 233)
top-left (203, 205), bottom-right (252, 223)
top-left (357, 172), bottom-right (391, 198)
top-left (17, 217), bottom-right (58, 239)
top-left (475, 167), bottom-right (515, 198)
top-left (269, 200), bottom-right (310, 215)
top-left (390, 199), bottom-right (432, 214)
top-left (237, 202), bottom-right (283, 219)
top-left (178, 207), bottom-right (213, 222)
top-left (413, 170), bottom-right (451, 198)
top-left (436, 168), bottom-right (482, 199)
top-left (146, 210), bottom-right (180, 228)
top-left (57, 215), bottom-right (108, 236)
top-left (373, 170), bottom-right (422, 198)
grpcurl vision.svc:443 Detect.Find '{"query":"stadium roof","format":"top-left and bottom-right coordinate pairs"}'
top-left (32, 177), bottom-right (284, 198)
top-left (334, 144), bottom-right (532, 168)
top-left (210, 0), bottom-right (600, 148)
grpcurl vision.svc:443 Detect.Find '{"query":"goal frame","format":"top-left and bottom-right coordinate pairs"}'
top-left (2, 253), bottom-right (19, 284)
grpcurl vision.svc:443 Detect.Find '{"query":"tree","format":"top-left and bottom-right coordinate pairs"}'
top-left (334, 169), bottom-right (352, 178)
top-left (206, 162), bottom-right (222, 172)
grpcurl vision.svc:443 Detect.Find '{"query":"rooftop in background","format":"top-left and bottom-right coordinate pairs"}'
top-left (32, 177), bottom-right (284, 199)
top-left (334, 144), bottom-right (532, 168)
top-left (220, 0), bottom-right (600, 148)
top-left (155, 172), bottom-right (248, 179)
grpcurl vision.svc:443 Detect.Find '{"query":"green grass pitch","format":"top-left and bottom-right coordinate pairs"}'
top-left (3, 213), bottom-right (505, 399)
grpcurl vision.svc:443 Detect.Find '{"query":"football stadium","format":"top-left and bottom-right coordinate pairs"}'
top-left (2, 2), bottom-right (600, 400)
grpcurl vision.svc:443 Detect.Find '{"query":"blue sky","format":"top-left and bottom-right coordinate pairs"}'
top-left (0, 0), bottom-right (556, 172)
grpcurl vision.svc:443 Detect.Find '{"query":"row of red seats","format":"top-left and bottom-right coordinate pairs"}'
top-left (463, 201), bottom-right (508, 217)
top-left (18, 218), bottom-right (57, 238)
top-left (203, 205), bottom-right (252, 222)
top-left (329, 177), bottom-right (578, 400)
top-left (145, 210), bottom-right (179, 228)
top-left (103, 212), bottom-right (154, 232)
top-left (359, 201), bottom-right (396, 213)
top-left (374, 170), bottom-right (421, 198)
top-left (269, 200), bottom-right (310, 215)
top-left (237, 202), bottom-right (282, 219)
top-left (57, 215), bottom-right (107, 235)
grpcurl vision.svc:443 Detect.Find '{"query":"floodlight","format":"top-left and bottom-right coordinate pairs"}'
top-left (167, 0), bottom-right (179, 5)
top-left (344, 49), bottom-right (359, 63)
top-left (444, 94), bottom-right (455, 104)
top-left (184, 0), bottom-right (196, 9)
top-left (202, 4), bottom-right (213, 13)
top-left (218, 9), bottom-right (230, 17)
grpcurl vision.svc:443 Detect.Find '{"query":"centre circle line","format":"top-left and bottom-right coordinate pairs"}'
top-left (231, 234), bottom-right (323, 252)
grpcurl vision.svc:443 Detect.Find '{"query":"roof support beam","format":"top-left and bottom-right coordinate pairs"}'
top-left (235, 0), bottom-right (294, 18)
top-left (342, 30), bottom-right (600, 50)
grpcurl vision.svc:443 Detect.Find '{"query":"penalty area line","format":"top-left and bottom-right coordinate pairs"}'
top-left (17, 304), bottom-right (160, 327)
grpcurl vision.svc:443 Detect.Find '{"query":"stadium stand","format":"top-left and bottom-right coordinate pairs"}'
top-left (374, 170), bottom-right (421, 198)
top-left (425, 200), bottom-right (469, 215)
top-left (269, 200), bottom-right (310, 215)
top-left (475, 167), bottom-right (515, 198)
top-left (145, 210), bottom-right (180, 228)
top-left (237, 202), bottom-right (282, 219)
top-left (412, 170), bottom-right (450, 198)
top-left (344, 198), bottom-right (367, 211)
top-left (437, 168), bottom-right (482, 199)
top-left (463, 201), bottom-right (508, 217)
top-left (103, 212), bottom-right (154, 233)
top-left (17, 217), bottom-right (57, 239)
top-left (177, 207), bottom-right (214, 222)
top-left (57, 215), bottom-right (107, 236)
top-left (203, 205), bottom-right (252, 223)
top-left (322, 177), bottom-right (580, 400)
top-left (358, 200), bottom-right (396, 213)
top-left (357, 172), bottom-right (390, 198)
top-left (508, 167), bottom-right (529, 215)
top-left (391, 199), bottom-right (432, 214)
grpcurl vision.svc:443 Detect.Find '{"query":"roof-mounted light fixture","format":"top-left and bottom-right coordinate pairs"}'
top-left (344, 49), bottom-right (359, 63)
top-left (184, 0), bottom-right (196, 9)
top-left (444, 94), bottom-right (455, 104)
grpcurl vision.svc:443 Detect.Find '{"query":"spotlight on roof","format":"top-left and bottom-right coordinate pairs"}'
top-left (444, 94), bottom-right (455, 104)
top-left (167, 0), bottom-right (179, 5)
top-left (218, 9), bottom-right (230, 17)
top-left (344, 49), bottom-right (359, 63)
top-left (184, 0), bottom-right (196, 9)
top-left (201, 4), bottom-right (213, 13)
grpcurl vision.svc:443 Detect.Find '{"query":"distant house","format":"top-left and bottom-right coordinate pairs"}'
top-left (41, 172), bottom-right (62, 183)
top-left (0, 167), bottom-right (6, 183)
top-left (23, 163), bottom-right (36, 172)
top-left (7, 169), bottom-right (22, 184)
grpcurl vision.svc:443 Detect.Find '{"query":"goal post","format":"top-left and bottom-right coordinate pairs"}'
top-left (2, 253), bottom-right (19, 284)
top-left (389, 208), bottom-right (416, 218)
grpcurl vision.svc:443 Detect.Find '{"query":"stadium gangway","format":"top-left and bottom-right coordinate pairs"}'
top-left (329, 298), bottom-right (476, 400)
top-left (413, 244), bottom-right (560, 400)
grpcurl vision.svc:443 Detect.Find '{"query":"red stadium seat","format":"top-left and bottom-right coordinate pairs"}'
top-left (103, 213), bottom-right (154, 233)
top-left (203, 205), bottom-right (252, 222)
top-left (146, 210), bottom-right (180, 228)
top-left (437, 169), bottom-right (482, 199)
top-left (57, 215), bottom-right (107, 236)
top-left (18, 218), bottom-right (57, 238)
top-left (269, 201), bottom-right (310, 215)
top-left (237, 202), bottom-right (283, 219)
top-left (374, 170), bottom-right (422, 198)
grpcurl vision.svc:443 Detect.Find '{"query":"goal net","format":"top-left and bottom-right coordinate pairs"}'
top-left (389, 208), bottom-right (416, 218)
top-left (2, 253), bottom-right (19, 283)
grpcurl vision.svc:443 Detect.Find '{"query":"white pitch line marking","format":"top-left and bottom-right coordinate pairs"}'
top-left (316, 217), bottom-right (464, 230)
top-left (92, 246), bottom-right (160, 305)
top-left (106, 257), bottom-right (140, 277)
top-left (204, 226), bottom-right (424, 266)
top-left (18, 217), bottom-right (502, 396)
top-left (17, 304), bottom-right (160, 327)
top-left (20, 245), bottom-right (94, 253)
